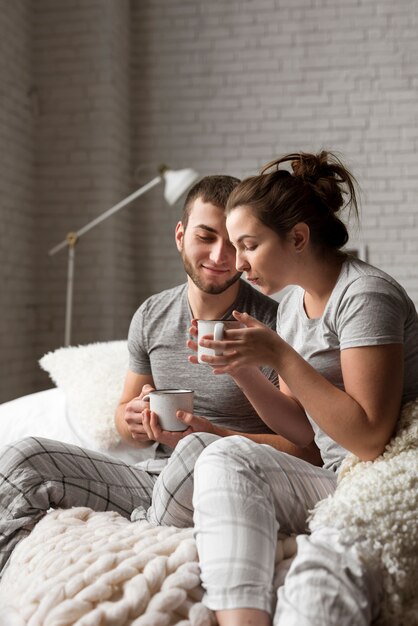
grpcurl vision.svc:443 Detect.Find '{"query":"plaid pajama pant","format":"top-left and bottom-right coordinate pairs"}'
top-left (146, 434), bottom-right (382, 625)
top-left (0, 437), bottom-right (160, 575)
top-left (0, 433), bottom-right (219, 577)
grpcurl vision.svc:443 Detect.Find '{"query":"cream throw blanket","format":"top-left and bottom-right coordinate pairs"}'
top-left (0, 400), bottom-right (416, 625)
top-left (0, 507), bottom-right (296, 626)
top-left (310, 398), bottom-right (418, 626)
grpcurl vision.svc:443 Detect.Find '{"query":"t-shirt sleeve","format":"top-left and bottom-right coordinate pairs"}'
top-left (337, 277), bottom-right (406, 350)
top-left (127, 302), bottom-right (152, 374)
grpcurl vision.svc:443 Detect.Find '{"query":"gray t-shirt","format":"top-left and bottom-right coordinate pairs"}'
top-left (278, 257), bottom-right (418, 472)
top-left (128, 280), bottom-right (279, 443)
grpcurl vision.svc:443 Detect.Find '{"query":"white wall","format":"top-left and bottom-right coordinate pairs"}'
top-left (0, 2), bottom-right (36, 400)
top-left (0, 0), bottom-right (417, 402)
top-left (131, 0), bottom-right (418, 304)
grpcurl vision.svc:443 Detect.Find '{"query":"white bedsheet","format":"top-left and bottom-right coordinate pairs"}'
top-left (0, 388), bottom-right (151, 465)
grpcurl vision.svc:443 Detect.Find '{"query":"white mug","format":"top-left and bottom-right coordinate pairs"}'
top-left (196, 320), bottom-right (242, 364)
top-left (143, 389), bottom-right (194, 431)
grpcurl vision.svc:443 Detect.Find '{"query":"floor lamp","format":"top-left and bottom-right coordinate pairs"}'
top-left (49, 165), bottom-right (199, 347)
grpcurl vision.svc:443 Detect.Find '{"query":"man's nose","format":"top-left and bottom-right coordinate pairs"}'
top-left (209, 241), bottom-right (227, 263)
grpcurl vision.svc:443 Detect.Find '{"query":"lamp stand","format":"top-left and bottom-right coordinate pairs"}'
top-left (50, 176), bottom-right (161, 346)
top-left (48, 165), bottom-right (199, 347)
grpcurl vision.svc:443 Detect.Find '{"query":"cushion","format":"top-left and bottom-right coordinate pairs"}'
top-left (39, 341), bottom-right (129, 449)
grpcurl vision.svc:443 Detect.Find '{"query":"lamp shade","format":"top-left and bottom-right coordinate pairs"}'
top-left (162, 167), bottom-right (200, 205)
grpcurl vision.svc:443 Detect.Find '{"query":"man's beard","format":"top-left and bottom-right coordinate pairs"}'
top-left (182, 252), bottom-right (241, 295)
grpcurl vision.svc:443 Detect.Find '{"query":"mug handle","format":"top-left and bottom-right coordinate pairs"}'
top-left (214, 322), bottom-right (224, 356)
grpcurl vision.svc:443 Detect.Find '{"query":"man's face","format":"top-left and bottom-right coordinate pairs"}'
top-left (175, 198), bottom-right (241, 294)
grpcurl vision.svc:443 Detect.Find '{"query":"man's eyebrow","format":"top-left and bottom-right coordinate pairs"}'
top-left (193, 224), bottom-right (218, 234)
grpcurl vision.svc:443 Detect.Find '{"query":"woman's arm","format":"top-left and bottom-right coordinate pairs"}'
top-left (276, 342), bottom-right (403, 461)
top-left (230, 367), bottom-right (314, 447)
top-left (202, 313), bottom-right (404, 461)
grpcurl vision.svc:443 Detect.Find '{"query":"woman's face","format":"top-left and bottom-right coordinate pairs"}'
top-left (226, 206), bottom-right (295, 295)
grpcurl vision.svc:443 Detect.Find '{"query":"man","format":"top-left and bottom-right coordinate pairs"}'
top-left (0, 176), bottom-right (319, 577)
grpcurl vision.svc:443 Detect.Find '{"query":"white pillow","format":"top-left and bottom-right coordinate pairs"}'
top-left (39, 341), bottom-right (129, 449)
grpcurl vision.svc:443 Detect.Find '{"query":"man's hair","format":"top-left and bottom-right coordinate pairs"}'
top-left (182, 175), bottom-right (240, 229)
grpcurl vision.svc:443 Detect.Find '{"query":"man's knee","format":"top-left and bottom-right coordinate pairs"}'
top-left (195, 435), bottom-right (253, 475)
top-left (0, 437), bottom-right (48, 475)
top-left (174, 431), bottom-right (220, 460)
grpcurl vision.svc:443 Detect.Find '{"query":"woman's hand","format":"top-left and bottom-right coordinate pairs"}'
top-left (141, 409), bottom-right (216, 449)
top-left (198, 311), bottom-right (282, 374)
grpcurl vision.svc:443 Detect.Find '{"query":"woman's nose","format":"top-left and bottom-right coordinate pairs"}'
top-left (236, 253), bottom-right (250, 272)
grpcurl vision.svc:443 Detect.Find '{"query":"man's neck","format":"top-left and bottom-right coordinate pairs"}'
top-left (187, 279), bottom-right (241, 320)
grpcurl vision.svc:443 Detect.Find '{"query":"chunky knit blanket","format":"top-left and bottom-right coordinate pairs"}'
top-left (310, 398), bottom-right (418, 626)
top-left (0, 506), bottom-right (296, 626)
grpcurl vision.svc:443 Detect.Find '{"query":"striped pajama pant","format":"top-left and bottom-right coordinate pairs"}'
top-left (0, 437), bottom-right (160, 575)
top-left (0, 432), bottom-right (225, 577)
top-left (147, 434), bottom-right (383, 626)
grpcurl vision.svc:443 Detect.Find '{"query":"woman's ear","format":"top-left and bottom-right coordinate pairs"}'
top-left (291, 222), bottom-right (310, 253)
top-left (175, 221), bottom-right (184, 252)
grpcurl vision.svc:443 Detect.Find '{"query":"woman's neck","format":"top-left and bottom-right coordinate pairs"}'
top-left (302, 253), bottom-right (346, 319)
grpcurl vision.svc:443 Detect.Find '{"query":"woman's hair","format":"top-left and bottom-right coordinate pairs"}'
top-left (226, 150), bottom-right (359, 251)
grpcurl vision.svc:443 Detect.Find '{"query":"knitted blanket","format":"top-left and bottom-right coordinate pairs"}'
top-left (310, 398), bottom-right (418, 626)
top-left (0, 506), bottom-right (296, 626)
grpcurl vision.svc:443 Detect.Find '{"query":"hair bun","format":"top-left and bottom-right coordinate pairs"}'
top-left (291, 151), bottom-right (331, 184)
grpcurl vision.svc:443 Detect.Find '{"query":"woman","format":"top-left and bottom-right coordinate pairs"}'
top-left (146, 150), bottom-right (418, 625)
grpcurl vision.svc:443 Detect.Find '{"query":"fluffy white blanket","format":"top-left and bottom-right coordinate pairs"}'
top-left (0, 506), bottom-right (296, 626)
top-left (310, 398), bottom-right (418, 626)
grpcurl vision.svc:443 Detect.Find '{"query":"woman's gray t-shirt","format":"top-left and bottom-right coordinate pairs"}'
top-left (278, 257), bottom-right (418, 472)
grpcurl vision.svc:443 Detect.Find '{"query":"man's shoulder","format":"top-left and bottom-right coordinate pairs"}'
top-left (134, 284), bottom-right (187, 317)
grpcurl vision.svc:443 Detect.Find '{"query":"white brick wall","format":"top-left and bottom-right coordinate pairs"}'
top-left (32, 0), bottom-right (136, 392)
top-left (131, 0), bottom-right (418, 304)
top-left (0, 0), bottom-right (417, 401)
top-left (0, 1), bottom-right (36, 401)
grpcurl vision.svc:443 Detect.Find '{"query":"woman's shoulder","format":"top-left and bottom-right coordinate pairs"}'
top-left (336, 256), bottom-right (415, 315)
top-left (342, 257), bottom-right (407, 292)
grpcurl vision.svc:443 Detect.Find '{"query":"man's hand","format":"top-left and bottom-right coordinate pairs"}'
top-left (141, 409), bottom-right (216, 449)
top-left (186, 319), bottom-right (199, 364)
top-left (124, 383), bottom-right (156, 443)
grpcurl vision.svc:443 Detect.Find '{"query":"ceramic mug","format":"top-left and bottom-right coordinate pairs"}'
top-left (196, 320), bottom-right (242, 364)
top-left (143, 389), bottom-right (194, 431)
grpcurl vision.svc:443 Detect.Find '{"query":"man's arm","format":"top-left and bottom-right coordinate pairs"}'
top-left (115, 370), bottom-right (155, 447)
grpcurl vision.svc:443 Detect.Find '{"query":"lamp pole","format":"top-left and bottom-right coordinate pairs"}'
top-left (48, 167), bottom-right (199, 346)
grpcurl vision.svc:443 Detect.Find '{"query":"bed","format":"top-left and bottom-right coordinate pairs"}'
top-left (0, 341), bottom-right (298, 626)
top-left (0, 342), bottom-right (416, 625)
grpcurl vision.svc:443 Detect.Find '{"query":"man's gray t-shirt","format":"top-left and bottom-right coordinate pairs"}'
top-left (128, 279), bottom-right (279, 443)
top-left (278, 257), bottom-right (418, 472)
